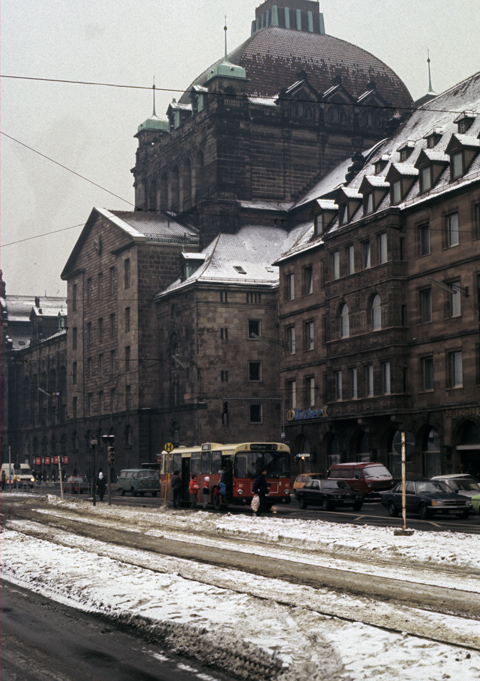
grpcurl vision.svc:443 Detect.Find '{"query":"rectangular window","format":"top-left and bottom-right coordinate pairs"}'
top-left (334, 370), bottom-right (343, 401)
top-left (110, 350), bottom-right (116, 375)
top-left (422, 356), bottom-right (434, 391)
top-left (124, 258), bottom-right (131, 289)
top-left (72, 396), bottom-right (77, 419)
top-left (125, 346), bottom-right (131, 372)
top-left (285, 273), bottom-right (295, 301)
top-left (332, 251), bottom-right (340, 280)
top-left (109, 267), bottom-right (115, 295)
top-left (362, 241), bottom-right (371, 269)
top-left (110, 388), bottom-right (116, 412)
top-left (304, 321), bottom-right (314, 351)
top-left (72, 284), bottom-right (77, 312)
top-left (448, 350), bottom-right (463, 388)
top-left (98, 353), bottom-right (103, 376)
top-left (346, 245), bottom-right (355, 275)
top-left (220, 327), bottom-right (229, 341)
top-left (125, 307), bottom-right (130, 332)
top-left (365, 364), bottom-right (374, 396)
top-left (420, 166), bottom-right (432, 192)
top-left (365, 193), bottom-right (374, 214)
top-left (305, 376), bottom-right (315, 407)
top-left (248, 320), bottom-right (260, 338)
top-left (450, 282), bottom-right (462, 318)
top-left (382, 361), bottom-right (391, 394)
top-left (72, 327), bottom-right (77, 351)
top-left (86, 277), bottom-right (92, 304)
top-left (220, 291), bottom-right (228, 302)
top-left (126, 385), bottom-right (131, 411)
top-left (246, 292), bottom-right (261, 304)
top-left (418, 223), bottom-right (430, 256)
top-left (72, 362), bottom-right (77, 385)
top-left (249, 361), bottom-right (262, 381)
top-left (221, 370), bottom-right (229, 382)
top-left (401, 305), bottom-right (407, 326)
top-left (286, 379), bottom-right (297, 409)
top-left (378, 233), bottom-right (388, 264)
top-left (87, 393), bottom-right (93, 417)
top-left (452, 151), bottom-right (463, 179)
top-left (249, 404), bottom-right (262, 424)
top-left (350, 367), bottom-right (358, 399)
top-left (446, 212), bottom-right (459, 246)
top-left (98, 391), bottom-right (104, 414)
top-left (419, 288), bottom-right (432, 323)
top-left (110, 313), bottom-right (115, 338)
top-left (287, 326), bottom-right (296, 354)
top-left (87, 322), bottom-right (92, 346)
top-left (98, 318), bottom-right (103, 343)
top-left (87, 357), bottom-right (92, 380)
top-left (98, 272), bottom-right (103, 300)
top-left (475, 203), bottom-right (480, 239)
top-left (392, 180), bottom-right (402, 204)
top-left (315, 213), bottom-right (324, 236)
top-left (304, 266), bottom-right (313, 295)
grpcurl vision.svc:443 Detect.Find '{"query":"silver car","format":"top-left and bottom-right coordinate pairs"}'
top-left (430, 474), bottom-right (480, 499)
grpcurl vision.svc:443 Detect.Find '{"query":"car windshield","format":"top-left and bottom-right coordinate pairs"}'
top-left (416, 481), bottom-right (450, 493)
top-left (452, 479), bottom-right (480, 491)
top-left (139, 470), bottom-right (158, 479)
top-left (322, 480), bottom-right (349, 490)
top-left (363, 465), bottom-right (392, 479)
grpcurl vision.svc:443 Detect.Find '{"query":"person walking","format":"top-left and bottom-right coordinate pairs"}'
top-left (253, 468), bottom-right (269, 517)
top-left (1, 469), bottom-right (6, 491)
top-left (202, 477), bottom-right (210, 509)
top-left (171, 470), bottom-right (182, 509)
top-left (97, 470), bottom-right (106, 502)
top-left (189, 474), bottom-right (199, 509)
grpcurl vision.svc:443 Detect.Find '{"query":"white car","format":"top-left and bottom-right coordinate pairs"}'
top-left (430, 474), bottom-right (480, 499)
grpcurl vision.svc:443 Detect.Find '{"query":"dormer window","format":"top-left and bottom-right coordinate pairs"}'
top-left (315, 213), bottom-right (324, 236)
top-left (446, 133), bottom-right (480, 182)
top-left (374, 159), bottom-right (388, 175)
top-left (386, 164), bottom-right (418, 205)
top-left (233, 265), bottom-right (247, 275)
top-left (455, 111), bottom-right (476, 134)
top-left (360, 176), bottom-right (390, 214)
top-left (397, 141), bottom-right (415, 162)
top-left (426, 130), bottom-right (442, 148)
top-left (392, 180), bottom-right (402, 204)
top-left (420, 166), bottom-right (432, 192)
top-left (339, 204), bottom-right (348, 225)
top-left (452, 151), bottom-right (463, 180)
top-left (313, 200), bottom-right (338, 237)
top-left (365, 193), bottom-right (374, 214)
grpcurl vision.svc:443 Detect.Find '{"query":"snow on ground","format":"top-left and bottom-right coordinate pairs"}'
top-left (2, 492), bottom-right (480, 681)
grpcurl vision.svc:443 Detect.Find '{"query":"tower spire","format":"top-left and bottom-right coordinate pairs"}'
top-left (427, 50), bottom-right (434, 94)
top-left (152, 76), bottom-right (157, 117)
top-left (224, 16), bottom-right (228, 58)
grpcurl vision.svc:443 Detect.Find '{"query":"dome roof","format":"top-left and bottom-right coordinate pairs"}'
top-left (181, 26), bottom-right (412, 109)
top-left (137, 114), bottom-right (169, 133)
top-left (206, 60), bottom-right (247, 82)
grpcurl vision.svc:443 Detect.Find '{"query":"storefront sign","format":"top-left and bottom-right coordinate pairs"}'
top-left (287, 406), bottom-right (328, 422)
top-left (35, 457), bottom-right (41, 466)
top-left (44, 457), bottom-right (51, 465)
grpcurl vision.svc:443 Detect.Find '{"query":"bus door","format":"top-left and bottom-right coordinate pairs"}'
top-left (181, 456), bottom-right (191, 503)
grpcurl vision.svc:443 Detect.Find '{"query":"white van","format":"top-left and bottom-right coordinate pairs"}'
top-left (1, 462), bottom-right (35, 487)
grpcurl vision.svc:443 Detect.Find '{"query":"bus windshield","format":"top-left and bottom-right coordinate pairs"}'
top-left (234, 450), bottom-right (290, 479)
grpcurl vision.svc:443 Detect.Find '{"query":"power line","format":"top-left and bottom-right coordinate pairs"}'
top-left (0, 131), bottom-right (134, 206)
top-left (1, 223), bottom-right (84, 249)
top-left (1, 73), bottom-right (477, 116)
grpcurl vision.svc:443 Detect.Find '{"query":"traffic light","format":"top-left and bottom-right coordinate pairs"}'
top-left (108, 445), bottom-right (115, 465)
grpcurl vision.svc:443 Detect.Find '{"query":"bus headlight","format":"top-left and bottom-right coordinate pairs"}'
top-left (284, 488), bottom-right (290, 495)
top-left (237, 488), bottom-right (244, 495)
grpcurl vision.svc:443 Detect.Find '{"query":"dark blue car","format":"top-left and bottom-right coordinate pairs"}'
top-left (380, 480), bottom-right (472, 520)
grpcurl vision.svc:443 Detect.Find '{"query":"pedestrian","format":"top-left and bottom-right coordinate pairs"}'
top-left (253, 468), bottom-right (269, 516)
top-left (202, 476), bottom-right (210, 509)
top-left (189, 474), bottom-right (199, 509)
top-left (1, 469), bottom-right (6, 491)
top-left (171, 469), bottom-right (182, 509)
top-left (97, 470), bottom-right (106, 502)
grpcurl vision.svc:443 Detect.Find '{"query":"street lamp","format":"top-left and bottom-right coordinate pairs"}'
top-left (90, 439), bottom-right (97, 506)
top-left (101, 434), bottom-right (115, 505)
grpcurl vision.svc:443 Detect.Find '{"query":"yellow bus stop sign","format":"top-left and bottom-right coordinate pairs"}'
top-left (164, 442), bottom-right (174, 453)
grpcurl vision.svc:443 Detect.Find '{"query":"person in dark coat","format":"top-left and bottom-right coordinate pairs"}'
top-left (171, 470), bottom-right (182, 509)
top-left (253, 468), bottom-right (269, 516)
top-left (97, 470), bottom-right (106, 501)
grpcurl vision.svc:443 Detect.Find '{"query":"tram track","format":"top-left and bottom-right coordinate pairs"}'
top-left (2, 496), bottom-right (480, 655)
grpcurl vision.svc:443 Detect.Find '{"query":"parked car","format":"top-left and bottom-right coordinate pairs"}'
top-left (293, 473), bottom-right (323, 490)
top-left (380, 480), bottom-right (472, 519)
top-left (295, 478), bottom-right (364, 511)
top-left (472, 494), bottom-right (480, 515)
top-left (64, 475), bottom-right (90, 494)
top-left (116, 469), bottom-right (159, 497)
top-left (430, 474), bottom-right (480, 499)
top-left (327, 462), bottom-right (393, 497)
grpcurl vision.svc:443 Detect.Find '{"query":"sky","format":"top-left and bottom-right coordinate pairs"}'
top-left (3, 493), bottom-right (480, 680)
top-left (1, 0), bottom-right (479, 296)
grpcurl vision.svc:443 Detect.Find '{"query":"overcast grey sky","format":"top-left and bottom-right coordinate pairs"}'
top-left (1, 0), bottom-right (479, 296)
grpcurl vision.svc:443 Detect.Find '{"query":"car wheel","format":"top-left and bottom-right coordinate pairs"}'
top-left (388, 502), bottom-right (399, 517)
top-left (353, 501), bottom-right (363, 512)
top-left (419, 503), bottom-right (431, 520)
top-left (131, 488), bottom-right (137, 497)
top-left (120, 488), bottom-right (125, 496)
top-left (298, 496), bottom-right (307, 510)
top-left (457, 509), bottom-right (469, 519)
top-left (321, 497), bottom-right (331, 512)
top-left (151, 491), bottom-right (157, 497)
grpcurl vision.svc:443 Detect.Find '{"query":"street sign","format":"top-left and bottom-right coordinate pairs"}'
top-left (393, 431), bottom-right (415, 457)
top-left (164, 442), bottom-right (174, 453)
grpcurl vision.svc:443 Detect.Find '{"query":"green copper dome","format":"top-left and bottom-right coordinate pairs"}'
top-left (137, 115), bottom-right (169, 133)
top-left (206, 60), bottom-right (247, 82)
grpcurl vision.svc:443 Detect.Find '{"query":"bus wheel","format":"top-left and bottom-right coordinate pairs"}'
top-left (151, 491), bottom-right (157, 497)
top-left (212, 493), bottom-right (221, 511)
top-left (131, 488), bottom-right (137, 497)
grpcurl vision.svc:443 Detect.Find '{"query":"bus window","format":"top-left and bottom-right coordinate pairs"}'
top-left (235, 454), bottom-right (248, 479)
top-left (212, 450), bottom-right (222, 473)
top-left (172, 453), bottom-right (182, 474)
top-left (233, 450), bottom-right (290, 479)
top-left (201, 451), bottom-right (211, 474)
top-left (191, 452), bottom-right (201, 475)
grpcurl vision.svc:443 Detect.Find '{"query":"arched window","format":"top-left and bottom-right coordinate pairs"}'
top-left (148, 179), bottom-right (157, 210)
top-left (193, 150), bottom-right (204, 201)
top-left (125, 425), bottom-right (133, 447)
top-left (160, 172), bottom-right (168, 209)
top-left (340, 304), bottom-right (350, 338)
top-left (372, 295), bottom-right (382, 330)
top-left (181, 158), bottom-right (192, 211)
top-left (170, 166), bottom-right (180, 211)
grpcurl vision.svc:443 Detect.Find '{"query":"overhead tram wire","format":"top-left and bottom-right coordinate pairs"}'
top-left (1, 74), bottom-right (477, 116)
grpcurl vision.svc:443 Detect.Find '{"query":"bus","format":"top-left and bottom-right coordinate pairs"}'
top-left (159, 442), bottom-right (291, 510)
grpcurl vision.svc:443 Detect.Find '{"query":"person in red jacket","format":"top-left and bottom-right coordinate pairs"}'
top-left (189, 474), bottom-right (199, 509)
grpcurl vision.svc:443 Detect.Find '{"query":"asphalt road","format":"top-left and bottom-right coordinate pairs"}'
top-left (1, 581), bottom-right (235, 681)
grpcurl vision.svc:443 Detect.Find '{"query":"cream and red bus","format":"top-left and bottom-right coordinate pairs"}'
top-left (160, 441), bottom-right (291, 509)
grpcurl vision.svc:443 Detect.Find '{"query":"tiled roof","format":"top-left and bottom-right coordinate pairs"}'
top-left (182, 27), bottom-right (412, 110)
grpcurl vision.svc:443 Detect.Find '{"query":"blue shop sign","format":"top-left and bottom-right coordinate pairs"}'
top-left (287, 406), bottom-right (327, 422)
